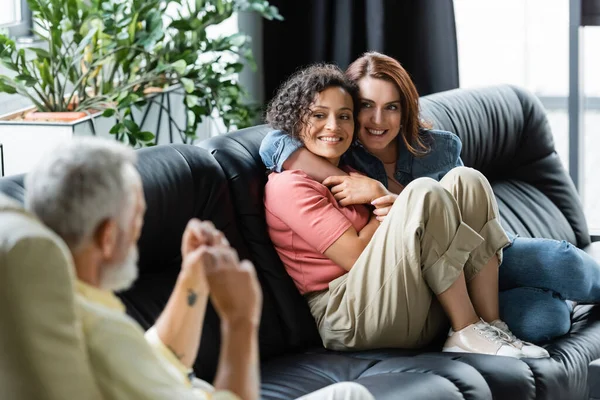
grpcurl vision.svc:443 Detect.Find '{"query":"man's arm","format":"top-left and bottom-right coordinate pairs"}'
top-left (152, 263), bottom-right (209, 368)
top-left (152, 220), bottom-right (224, 369)
top-left (206, 253), bottom-right (262, 400)
top-left (214, 318), bottom-right (259, 400)
top-left (83, 302), bottom-right (199, 400)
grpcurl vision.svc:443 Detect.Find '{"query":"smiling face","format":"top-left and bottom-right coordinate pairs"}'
top-left (300, 86), bottom-right (355, 166)
top-left (356, 77), bottom-right (402, 159)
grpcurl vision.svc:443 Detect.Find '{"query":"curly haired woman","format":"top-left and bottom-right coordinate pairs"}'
top-left (263, 63), bottom-right (548, 358)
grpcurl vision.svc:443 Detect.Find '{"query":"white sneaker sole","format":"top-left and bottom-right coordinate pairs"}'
top-left (442, 346), bottom-right (526, 359)
top-left (442, 346), bottom-right (470, 353)
top-left (520, 351), bottom-right (550, 359)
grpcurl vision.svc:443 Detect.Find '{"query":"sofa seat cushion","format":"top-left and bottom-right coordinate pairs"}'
top-left (261, 352), bottom-right (490, 400)
top-left (261, 303), bottom-right (600, 400)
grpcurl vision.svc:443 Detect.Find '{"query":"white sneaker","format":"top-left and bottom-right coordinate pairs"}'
top-left (489, 319), bottom-right (550, 359)
top-left (443, 319), bottom-right (526, 358)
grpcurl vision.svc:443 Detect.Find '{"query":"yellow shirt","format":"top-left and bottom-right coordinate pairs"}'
top-left (76, 281), bottom-right (239, 400)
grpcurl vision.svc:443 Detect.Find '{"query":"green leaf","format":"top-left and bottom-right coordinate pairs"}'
top-left (123, 119), bottom-right (140, 133)
top-left (136, 131), bottom-right (155, 141)
top-left (102, 108), bottom-right (116, 117)
top-left (228, 33), bottom-right (247, 48)
top-left (171, 59), bottom-right (187, 75)
top-left (50, 28), bottom-right (63, 52)
top-left (0, 79), bottom-right (17, 94)
top-left (226, 62), bottom-right (244, 74)
top-left (73, 27), bottom-right (98, 60)
top-left (15, 74), bottom-right (38, 87)
top-left (26, 0), bottom-right (42, 12)
top-left (37, 59), bottom-right (52, 88)
top-left (139, 13), bottom-right (165, 50)
top-left (185, 94), bottom-right (199, 108)
top-left (186, 109), bottom-right (196, 126)
top-left (110, 123), bottom-right (124, 134)
top-left (128, 12), bottom-right (139, 43)
top-left (169, 19), bottom-right (192, 30)
top-left (155, 62), bottom-right (171, 73)
top-left (101, 1), bottom-right (113, 12)
top-left (180, 77), bottom-right (194, 93)
top-left (117, 91), bottom-right (129, 102)
top-left (127, 133), bottom-right (137, 146)
top-left (0, 59), bottom-right (19, 72)
top-left (27, 47), bottom-right (51, 59)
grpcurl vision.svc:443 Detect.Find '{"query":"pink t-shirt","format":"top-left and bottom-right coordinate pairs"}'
top-left (264, 168), bottom-right (371, 294)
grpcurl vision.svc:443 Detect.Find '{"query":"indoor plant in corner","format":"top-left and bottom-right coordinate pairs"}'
top-left (0, 0), bottom-right (281, 176)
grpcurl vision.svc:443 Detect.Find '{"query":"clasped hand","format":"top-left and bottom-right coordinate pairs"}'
top-left (323, 172), bottom-right (389, 206)
top-left (323, 172), bottom-right (398, 221)
top-left (180, 219), bottom-right (262, 327)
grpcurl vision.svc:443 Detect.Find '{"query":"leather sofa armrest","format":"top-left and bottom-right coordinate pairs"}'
top-left (589, 359), bottom-right (600, 400)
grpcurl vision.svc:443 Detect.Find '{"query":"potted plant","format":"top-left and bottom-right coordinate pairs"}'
top-left (0, 0), bottom-right (281, 176)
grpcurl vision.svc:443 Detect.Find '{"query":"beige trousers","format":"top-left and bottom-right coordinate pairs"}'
top-left (308, 167), bottom-right (510, 351)
top-left (297, 382), bottom-right (375, 400)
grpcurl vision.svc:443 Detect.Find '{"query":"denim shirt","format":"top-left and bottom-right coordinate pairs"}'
top-left (259, 129), bottom-right (464, 188)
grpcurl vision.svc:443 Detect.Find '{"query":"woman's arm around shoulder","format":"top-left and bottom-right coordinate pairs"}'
top-left (259, 130), bottom-right (348, 182)
top-left (259, 130), bottom-right (303, 172)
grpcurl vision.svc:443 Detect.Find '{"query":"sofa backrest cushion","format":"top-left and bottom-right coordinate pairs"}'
top-left (420, 85), bottom-right (589, 247)
top-left (116, 144), bottom-right (287, 380)
top-left (198, 128), bottom-right (322, 351)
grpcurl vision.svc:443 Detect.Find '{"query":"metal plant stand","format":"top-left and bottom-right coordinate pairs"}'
top-left (0, 143), bottom-right (4, 177)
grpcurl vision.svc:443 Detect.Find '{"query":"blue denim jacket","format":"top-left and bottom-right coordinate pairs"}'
top-left (259, 129), bottom-right (464, 188)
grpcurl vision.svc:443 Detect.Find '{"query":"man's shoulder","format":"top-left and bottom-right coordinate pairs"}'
top-left (76, 294), bottom-right (145, 339)
top-left (0, 195), bottom-right (65, 252)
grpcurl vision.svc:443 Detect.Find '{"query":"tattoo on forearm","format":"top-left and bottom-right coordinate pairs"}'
top-left (187, 288), bottom-right (197, 307)
top-left (167, 345), bottom-right (185, 361)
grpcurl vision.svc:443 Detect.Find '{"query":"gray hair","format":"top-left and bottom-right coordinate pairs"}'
top-left (25, 137), bottom-right (138, 250)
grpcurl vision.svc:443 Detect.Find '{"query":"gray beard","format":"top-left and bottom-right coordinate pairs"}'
top-left (99, 246), bottom-right (139, 293)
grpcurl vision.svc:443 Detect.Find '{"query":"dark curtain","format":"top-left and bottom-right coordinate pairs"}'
top-left (263, 0), bottom-right (459, 102)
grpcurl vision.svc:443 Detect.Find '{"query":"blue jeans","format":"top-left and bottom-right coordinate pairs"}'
top-left (498, 232), bottom-right (600, 343)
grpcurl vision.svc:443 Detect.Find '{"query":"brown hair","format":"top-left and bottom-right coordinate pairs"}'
top-left (345, 51), bottom-right (431, 156)
top-left (265, 63), bottom-right (360, 141)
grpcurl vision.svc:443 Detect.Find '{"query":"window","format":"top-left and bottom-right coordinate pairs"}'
top-left (454, 0), bottom-right (600, 231)
top-left (0, 0), bottom-right (31, 37)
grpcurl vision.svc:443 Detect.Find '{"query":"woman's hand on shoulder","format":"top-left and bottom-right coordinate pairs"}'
top-left (371, 194), bottom-right (398, 222)
top-left (323, 172), bottom-right (389, 206)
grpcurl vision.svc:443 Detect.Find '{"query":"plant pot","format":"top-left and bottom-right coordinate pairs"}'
top-left (23, 111), bottom-right (90, 122)
top-left (0, 87), bottom-right (219, 177)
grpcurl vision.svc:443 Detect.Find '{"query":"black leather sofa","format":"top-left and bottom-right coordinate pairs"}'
top-left (2, 84), bottom-right (600, 399)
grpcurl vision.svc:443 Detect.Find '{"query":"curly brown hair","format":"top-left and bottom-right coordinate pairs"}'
top-left (265, 63), bottom-right (360, 140)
